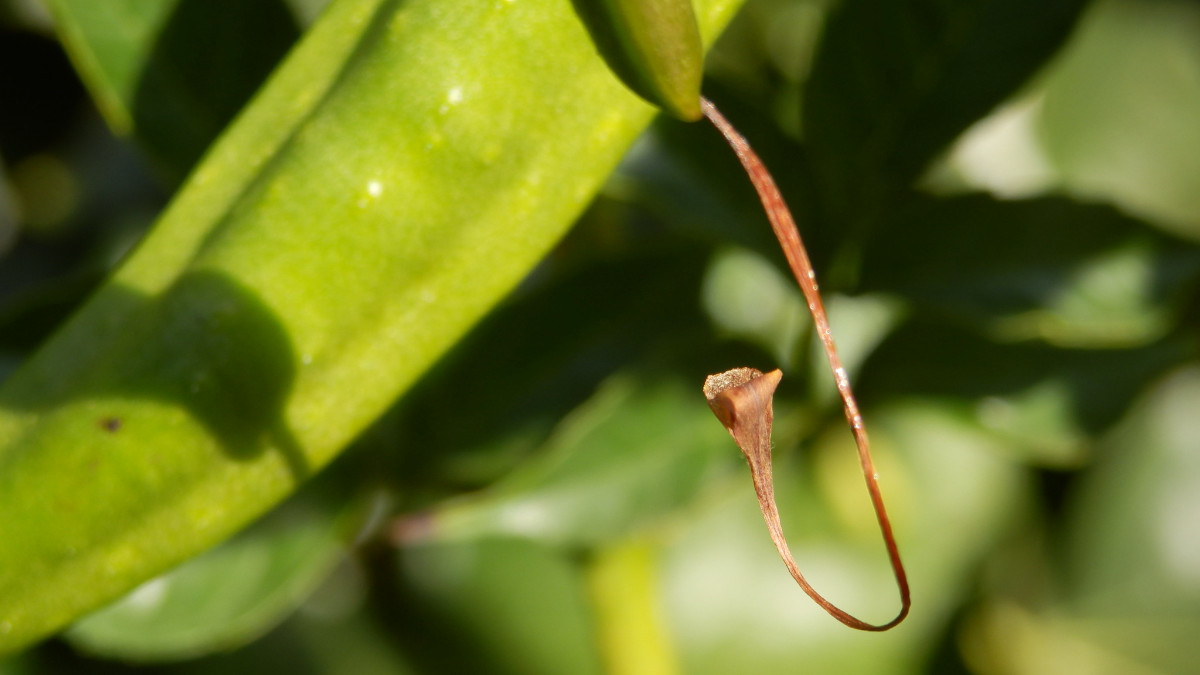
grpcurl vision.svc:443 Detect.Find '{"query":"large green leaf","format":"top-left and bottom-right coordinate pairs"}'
top-left (0, 0), bottom-right (744, 654)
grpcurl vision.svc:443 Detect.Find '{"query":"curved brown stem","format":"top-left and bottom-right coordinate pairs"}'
top-left (700, 99), bottom-right (910, 631)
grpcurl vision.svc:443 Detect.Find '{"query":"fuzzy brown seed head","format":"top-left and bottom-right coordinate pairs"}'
top-left (702, 367), bottom-right (764, 401)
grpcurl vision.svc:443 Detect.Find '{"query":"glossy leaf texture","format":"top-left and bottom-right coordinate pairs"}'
top-left (0, 0), bottom-right (744, 653)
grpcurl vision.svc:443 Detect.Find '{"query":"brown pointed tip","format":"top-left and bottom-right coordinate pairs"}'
top-left (703, 367), bottom-right (781, 401)
top-left (703, 368), bottom-right (783, 431)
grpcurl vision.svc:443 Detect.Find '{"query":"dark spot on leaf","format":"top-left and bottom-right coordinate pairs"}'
top-left (99, 417), bottom-right (122, 433)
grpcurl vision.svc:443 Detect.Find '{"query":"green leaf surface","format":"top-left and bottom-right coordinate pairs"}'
top-left (803, 0), bottom-right (1088, 224)
top-left (615, 107), bottom-right (815, 265)
top-left (65, 501), bottom-right (344, 661)
top-left (45, 0), bottom-right (300, 178)
top-left (965, 365), bottom-right (1200, 674)
top-left (0, 0), bottom-right (744, 654)
top-left (405, 371), bottom-right (734, 546)
top-left (394, 538), bottom-right (602, 674)
top-left (573, 0), bottom-right (705, 120)
top-left (702, 246), bottom-right (809, 367)
top-left (391, 243), bottom-right (715, 487)
top-left (858, 195), bottom-right (1200, 347)
top-left (1036, 0), bottom-right (1200, 240)
top-left (860, 320), bottom-right (1193, 441)
top-left (1065, 366), bottom-right (1200, 618)
top-left (41, 0), bottom-right (177, 134)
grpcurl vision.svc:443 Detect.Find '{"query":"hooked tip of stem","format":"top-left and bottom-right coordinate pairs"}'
top-left (702, 367), bottom-right (783, 440)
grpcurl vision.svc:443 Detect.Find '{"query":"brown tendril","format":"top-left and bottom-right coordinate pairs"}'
top-left (700, 98), bottom-right (910, 631)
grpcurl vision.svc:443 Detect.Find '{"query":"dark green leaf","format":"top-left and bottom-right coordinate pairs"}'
top-left (804, 0), bottom-right (1088, 223)
top-left (392, 538), bottom-right (601, 674)
top-left (391, 243), bottom-right (715, 488)
top-left (403, 371), bottom-right (734, 546)
top-left (46, 0), bottom-right (299, 178)
top-left (859, 319), bottom-right (1194, 439)
top-left (858, 194), bottom-right (1200, 347)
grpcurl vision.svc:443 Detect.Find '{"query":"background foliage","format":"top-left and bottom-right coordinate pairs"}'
top-left (2, 0), bottom-right (1200, 672)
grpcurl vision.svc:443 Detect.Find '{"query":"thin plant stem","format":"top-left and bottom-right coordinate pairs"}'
top-left (701, 97), bottom-right (910, 631)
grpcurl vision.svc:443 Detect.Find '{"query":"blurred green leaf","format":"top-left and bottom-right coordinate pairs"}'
top-left (45, 0), bottom-right (299, 178)
top-left (860, 319), bottom-right (1193, 441)
top-left (615, 104), bottom-right (815, 264)
top-left (1065, 366), bottom-right (1200, 617)
top-left (702, 247), bottom-right (804, 365)
top-left (858, 195), bottom-right (1200, 347)
top-left (963, 365), bottom-right (1200, 674)
top-left (293, 610), bottom-right (418, 675)
top-left (804, 0), bottom-right (1088, 225)
top-left (390, 243), bottom-right (715, 488)
top-left (394, 538), bottom-right (601, 675)
top-left (1037, 0), bottom-right (1200, 240)
top-left (404, 371), bottom-right (734, 546)
top-left (586, 538), bottom-right (679, 674)
top-left (660, 400), bottom-right (1031, 674)
top-left (65, 501), bottom-right (345, 661)
top-left (962, 601), bottom-right (1200, 675)
top-left (0, 654), bottom-right (30, 675)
